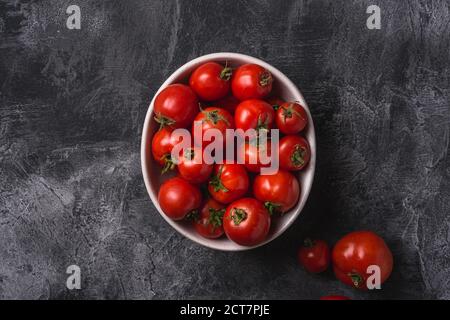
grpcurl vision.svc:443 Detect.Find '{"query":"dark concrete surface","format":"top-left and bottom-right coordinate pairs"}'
top-left (0, 0), bottom-right (449, 300)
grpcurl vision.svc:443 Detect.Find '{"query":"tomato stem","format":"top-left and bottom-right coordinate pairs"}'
top-left (209, 165), bottom-right (229, 192)
top-left (208, 208), bottom-right (225, 228)
top-left (154, 114), bottom-right (176, 129)
top-left (348, 272), bottom-right (364, 288)
top-left (259, 70), bottom-right (273, 87)
top-left (204, 109), bottom-right (230, 126)
top-left (231, 208), bottom-right (247, 225)
top-left (291, 145), bottom-right (306, 167)
top-left (264, 201), bottom-right (282, 215)
top-left (161, 154), bottom-right (176, 174)
top-left (220, 62), bottom-right (233, 81)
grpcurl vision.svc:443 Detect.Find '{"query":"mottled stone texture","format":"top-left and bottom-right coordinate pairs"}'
top-left (0, 0), bottom-right (449, 300)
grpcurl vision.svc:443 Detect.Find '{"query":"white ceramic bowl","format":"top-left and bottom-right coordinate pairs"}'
top-left (141, 52), bottom-right (316, 251)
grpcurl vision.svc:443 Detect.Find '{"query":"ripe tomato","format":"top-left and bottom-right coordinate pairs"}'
top-left (223, 198), bottom-right (271, 246)
top-left (193, 198), bottom-right (226, 239)
top-left (158, 177), bottom-right (202, 220)
top-left (154, 84), bottom-right (199, 129)
top-left (193, 107), bottom-right (234, 147)
top-left (216, 95), bottom-right (240, 115)
top-left (253, 170), bottom-right (300, 214)
top-left (243, 141), bottom-right (273, 173)
top-left (231, 64), bottom-right (273, 100)
top-left (279, 135), bottom-right (311, 171)
top-left (266, 96), bottom-right (285, 110)
top-left (332, 231), bottom-right (393, 290)
top-left (208, 164), bottom-right (249, 204)
top-left (177, 147), bottom-right (213, 184)
top-left (276, 102), bottom-right (308, 134)
top-left (297, 239), bottom-right (330, 273)
top-left (189, 62), bottom-right (232, 101)
top-left (151, 127), bottom-right (182, 173)
top-left (320, 296), bottom-right (351, 300)
top-left (234, 99), bottom-right (275, 132)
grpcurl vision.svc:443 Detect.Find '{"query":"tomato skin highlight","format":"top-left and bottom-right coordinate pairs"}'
top-left (189, 62), bottom-right (231, 101)
top-left (158, 177), bottom-right (202, 221)
top-left (232, 64), bottom-right (273, 100)
top-left (298, 239), bottom-right (330, 273)
top-left (208, 164), bottom-right (249, 204)
top-left (154, 84), bottom-right (199, 129)
top-left (234, 99), bottom-right (275, 132)
top-left (194, 198), bottom-right (226, 239)
top-left (276, 102), bottom-right (308, 135)
top-left (320, 295), bottom-right (351, 300)
top-left (223, 198), bottom-right (271, 246)
top-left (177, 147), bottom-right (213, 184)
top-left (279, 135), bottom-right (311, 171)
top-left (253, 170), bottom-right (300, 214)
top-left (332, 231), bottom-right (394, 290)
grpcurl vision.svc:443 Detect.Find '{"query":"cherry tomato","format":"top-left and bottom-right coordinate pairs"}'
top-left (231, 64), bottom-right (273, 100)
top-left (177, 147), bottom-right (213, 184)
top-left (275, 102), bottom-right (308, 134)
top-left (253, 170), bottom-right (300, 214)
top-left (266, 96), bottom-right (285, 110)
top-left (208, 164), bottom-right (249, 204)
top-left (279, 135), bottom-right (311, 171)
top-left (151, 127), bottom-right (182, 173)
top-left (193, 198), bottom-right (226, 239)
top-left (332, 231), bottom-right (393, 290)
top-left (158, 177), bottom-right (202, 220)
top-left (189, 62), bottom-right (232, 101)
top-left (243, 141), bottom-right (273, 173)
top-left (320, 296), bottom-right (351, 300)
top-left (223, 198), bottom-right (271, 246)
top-left (154, 84), bottom-right (199, 129)
top-left (192, 107), bottom-right (234, 147)
top-left (234, 99), bottom-right (275, 133)
top-left (216, 95), bottom-right (240, 114)
top-left (298, 239), bottom-right (330, 273)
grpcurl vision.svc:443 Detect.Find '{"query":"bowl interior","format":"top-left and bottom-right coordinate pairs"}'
top-left (141, 53), bottom-right (316, 251)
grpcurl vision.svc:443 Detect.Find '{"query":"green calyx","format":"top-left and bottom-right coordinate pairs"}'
top-left (220, 64), bottom-right (233, 81)
top-left (154, 113), bottom-right (176, 130)
top-left (231, 208), bottom-right (247, 225)
top-left (203, 109), bottom-right (230, 126)
top-left (348, 272), bottom-right (364, 288)
top-left (161, 154), bottom-right (176, 174)
top-left (259, 70), bottom-right (273, 87)
top-left (208, 208), bottom-right (226, 228)
top-left (264, 202), bottom-right (282, 215)
top-left (291, 145), bottom-right (306, 167)
top-left (281, 103), bottom-right (304, 123)
top-left (209, 166), bottom-right (229, 192)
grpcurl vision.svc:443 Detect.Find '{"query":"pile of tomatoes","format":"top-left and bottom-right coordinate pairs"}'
top-left (151, 61), bottom-right (311, 246)
top-left (298, 231), bottom-right (394, 297)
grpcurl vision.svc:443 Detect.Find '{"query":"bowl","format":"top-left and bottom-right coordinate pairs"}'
top-left (141, 52), bottom-right (316, 251)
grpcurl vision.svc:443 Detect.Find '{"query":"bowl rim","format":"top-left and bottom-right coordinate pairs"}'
top-left (141, 52), bottom-right (316, 251)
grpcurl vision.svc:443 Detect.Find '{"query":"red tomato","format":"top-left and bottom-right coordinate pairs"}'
top-left (189, 62), bottom-right (232, 101)
top-left (192, 107), bottom-right (234, 147)
top-left (276, 102), bottom-right (308, 134)
top-left (320, 296), bottom-right (351, 300)
top-left (231, 64), bottom-right (273, 100)
top-left (208, 164), bottom-right (249, 204)
top-left (154, 84), bottom-right (199, 129)
top-left (279, 135), bottom-right (311, 171)
top-left (216, 95), bottom-right (240, 114)
top-left (193, 198), bottom-right (226, 239)
top-left (298, 239), bottom-right (330, 273)
top-left (158, 177), bottom-right (202, 220)
top-left (234, 99), bottom-right (275, 133)
top-left (223, 198), bottom-right (271, 246)
top-left (253, 170), bottom-right (300, 214)
top-left (177, 147), bottom-right (213, 184)
top-left (242, 141), bottom-right (273, 173)
top-left (151, 127), bottom-right (182, 173)
top-left (266, 96), bottom-right (285, 110)
top-left (332, 231), bottom-right (393, 290)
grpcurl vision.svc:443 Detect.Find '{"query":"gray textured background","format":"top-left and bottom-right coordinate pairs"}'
top-left (0, 0), bottom-right (449, 300)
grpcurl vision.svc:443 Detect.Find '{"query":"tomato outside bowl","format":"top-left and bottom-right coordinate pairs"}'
top-left (141, 52), bottom-right (316, 251)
